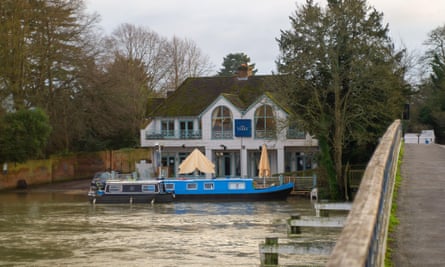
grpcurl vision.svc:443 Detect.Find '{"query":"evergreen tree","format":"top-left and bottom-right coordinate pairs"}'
top-left (217, 53), bottom-right (257, 76)
top-left (0, 108), bottom-right (52, 163)
top-left (277, 0), bottom-right (408, 199)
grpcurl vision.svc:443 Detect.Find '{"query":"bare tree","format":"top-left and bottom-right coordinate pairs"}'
top-left (104, 23), bottom-right (169, 93)
top-left (164, 36), bottom-right (214, 91)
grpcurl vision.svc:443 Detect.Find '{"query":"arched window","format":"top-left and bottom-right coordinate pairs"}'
top-left (254, 104), bottom-right (275, 138)
top-left (212, 106), bottom-right (233, 139)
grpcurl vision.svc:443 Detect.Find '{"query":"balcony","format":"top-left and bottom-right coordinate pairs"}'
top-left (287, 129), bottom-right (306, 139)
top-left (212, 130), bottom-right (233, 139)
top-left (145, 130), bottom-right (202, 140)
top-left (255, 130), bottom-right (276, 139)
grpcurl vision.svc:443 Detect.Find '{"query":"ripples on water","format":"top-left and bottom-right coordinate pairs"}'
top-left (0, 192), bottom-right (339, 266)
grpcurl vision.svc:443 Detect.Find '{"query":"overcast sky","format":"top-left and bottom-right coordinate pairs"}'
top-left (86, 0), bottom-right (445, 75)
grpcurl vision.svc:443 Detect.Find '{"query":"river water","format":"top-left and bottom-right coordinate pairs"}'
top-left (0, 191), bottom-right (338, 267)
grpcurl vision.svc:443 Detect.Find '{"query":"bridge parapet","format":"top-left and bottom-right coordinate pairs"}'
top-left (327, 120), bottom-right (402, 267)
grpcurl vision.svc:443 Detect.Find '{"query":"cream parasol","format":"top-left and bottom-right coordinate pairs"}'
top-left (178, 148), bottom-right (215, 174)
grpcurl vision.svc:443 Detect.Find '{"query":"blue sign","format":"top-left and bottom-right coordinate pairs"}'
top-left (235, 119), bottom-right (252, 137)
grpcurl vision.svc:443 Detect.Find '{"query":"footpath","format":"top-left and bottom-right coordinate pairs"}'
top-left (392, 144), bottom-right (445, 266)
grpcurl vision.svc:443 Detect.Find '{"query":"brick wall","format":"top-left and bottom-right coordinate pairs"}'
top-left (0, 148), bottom-right (152, 190)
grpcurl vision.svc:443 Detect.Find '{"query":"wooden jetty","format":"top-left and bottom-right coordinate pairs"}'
top-left (259, 237), bottom-right (335, 266)
top-left (259, 202), bottom-right (352, 266)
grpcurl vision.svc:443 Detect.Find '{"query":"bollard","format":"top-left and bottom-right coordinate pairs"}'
top-left (289, 214), bottom-right (301, 234)
top-left (263, 237), bottom-right (279, 266)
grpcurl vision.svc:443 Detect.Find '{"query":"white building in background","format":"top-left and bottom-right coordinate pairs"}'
top-left (404, 130), bottom-right (435, 144)
top-left (140, 70), bottom-right (318, 178)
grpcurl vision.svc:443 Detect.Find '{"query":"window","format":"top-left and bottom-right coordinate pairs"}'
top-left (228, 182), bottom-right (246, 190)
top-left (165, 183), bottom-right (175, 190)
top-left (186, 183), bottom-right (198, 190)
top-left (180, 120), bottom-right (194, 139)
top-left (287, 122), bottom-right (305, 139)
top-left (142, 184), bottom-right (156, 192)
top-left (204, 182), bottom-right (214, 190)
top-left (161, 120), bottom-right (175, 137)
top-left (108, 184), bottom-right (121, 192)
top-left (212, 106), bottom-right (233, 139)
top-left (123, 184), bottom-right (142, 192)
top-left (254, 104), bottom-right (275, 139)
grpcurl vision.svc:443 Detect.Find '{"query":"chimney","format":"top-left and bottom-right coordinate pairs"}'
top-left (236, 64), bottom-right (252, 80)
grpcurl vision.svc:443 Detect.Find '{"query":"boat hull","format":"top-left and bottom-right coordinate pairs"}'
top-left (163, 178), bottom-right (294, 202)
top-left (89, 193), bottom-right (173, 204)
top-left (171, 187), bottom-right (293, 201)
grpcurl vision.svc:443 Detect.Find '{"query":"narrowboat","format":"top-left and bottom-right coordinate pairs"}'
top-left (88, 179), bottom-right (174, 204)
top-left (163, 178), bottom-right (294, 201)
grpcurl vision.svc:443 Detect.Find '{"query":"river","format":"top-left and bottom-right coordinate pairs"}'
top-left (0, 190), bottom-right (338, 266)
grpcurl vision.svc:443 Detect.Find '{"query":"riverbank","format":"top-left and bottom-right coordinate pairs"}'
top-left (15, 178), bottom-right (91, 195)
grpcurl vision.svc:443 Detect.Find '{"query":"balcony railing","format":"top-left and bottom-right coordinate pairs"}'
top-left (212, 130), bottom-right (233, 139)
top-left (255, 130), bottom-right (276, 139)
top-left (287, 129), bottom-right (306, 139)
top-left (145, 130), bottom-right (202, 140)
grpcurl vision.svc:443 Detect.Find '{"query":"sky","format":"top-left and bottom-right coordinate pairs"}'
top-left (85, 0), bottom-right (445, 75)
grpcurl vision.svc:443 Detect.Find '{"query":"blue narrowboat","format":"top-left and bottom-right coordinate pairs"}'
top-left (163, 178), bottom-right (294, 201)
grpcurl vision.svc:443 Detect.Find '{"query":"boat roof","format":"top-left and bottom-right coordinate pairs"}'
top-left (105, 180), bottom-right (162, 184)
top-left (164, 178), bottom-right (254, 182)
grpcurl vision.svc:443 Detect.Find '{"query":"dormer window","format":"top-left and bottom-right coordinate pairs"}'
top-left (254, 104), bottom-right (276, 139)
top-left (212, 106), bottom-right (233, 139)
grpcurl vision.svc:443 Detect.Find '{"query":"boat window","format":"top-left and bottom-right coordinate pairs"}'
top-left (123, 184), bottom-right (142, 192)
top-left (186, 183), bottom-right (198, 190)
top-left (204, 182), bottom-right (214, 190)
top-left (165, 183), bottom-right (175, 190)
top-left (142, 184), bottom-right (156, 192)
top-left (228, 182), bottom-right (246, 190)
top-left (108, 184), bottom-right (121, 192)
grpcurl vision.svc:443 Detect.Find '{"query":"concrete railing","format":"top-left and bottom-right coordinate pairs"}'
top-left (327, 120), bottom-right (402, 267)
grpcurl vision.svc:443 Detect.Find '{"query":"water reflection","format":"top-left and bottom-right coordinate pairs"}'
top-left (0, 191), bottom-right (337, 266)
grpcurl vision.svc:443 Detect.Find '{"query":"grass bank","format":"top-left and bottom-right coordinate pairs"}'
top-left (385, 142), bottom-right (404, 266)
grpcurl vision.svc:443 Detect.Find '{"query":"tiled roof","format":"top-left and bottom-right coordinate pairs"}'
top-left (148, 75), bottom-right (279, 117)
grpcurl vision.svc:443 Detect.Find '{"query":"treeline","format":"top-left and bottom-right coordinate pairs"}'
top-left (1, 0), bottom-right (445, 199)
top-left (0, 0), bottom-right (213, 159)
top-left (409, 25), bottom-right (445, 143)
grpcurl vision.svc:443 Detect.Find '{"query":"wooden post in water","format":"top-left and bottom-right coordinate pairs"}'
top-left (261, 237), bottom-right (279, 266)
top-left (288, 214), bottom-right (301, 234)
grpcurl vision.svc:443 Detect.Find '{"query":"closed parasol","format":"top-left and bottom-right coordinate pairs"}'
top-left (258, 144), bottom-right (270, 178)
top-left (179, 148), bottom-right (215, 174)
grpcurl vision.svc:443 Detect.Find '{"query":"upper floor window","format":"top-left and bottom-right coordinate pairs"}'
top-left (180, 120), bottom-right (194, 139)
top-left (287, 122), bottom-right (305, 139)
top-left (212, 106), bottom-right (233, 139)
top-left (254, 104), bottom-right (276, 139)
top-left (161, 120), bottom-right (175, 137)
